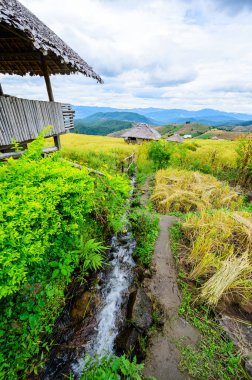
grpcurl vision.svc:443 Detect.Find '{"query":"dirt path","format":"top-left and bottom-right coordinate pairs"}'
top-left (142, 182), bottom-right (199, 380)
top-left (140, 176), bottom-right (152, 207)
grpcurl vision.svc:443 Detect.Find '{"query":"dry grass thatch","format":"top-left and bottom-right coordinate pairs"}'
top-left (151, 168), bottom-right (242, 213)
top-left (183, 210), bottom-right (252, 306)
top-left (0, 0), bottom-right (102, 80)
top-left (121, 123), bottom-right (161, 140)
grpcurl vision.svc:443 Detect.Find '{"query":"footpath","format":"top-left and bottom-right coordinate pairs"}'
top-left (140, 180), bottom-right (199, 380)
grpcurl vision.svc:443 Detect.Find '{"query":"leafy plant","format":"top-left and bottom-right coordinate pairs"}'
top-left (80, 238), bottom-right (107, 274)
top-left (80, 355), bottom-right (146, 380)
top-left (148, 140), bottom-right (171, 170)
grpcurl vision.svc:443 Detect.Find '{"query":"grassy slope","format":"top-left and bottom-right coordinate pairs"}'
top-left (74, 111), bottom-right (153, 136)
top-left (155, 123), bottom-right (210, 137)
top-left (74, 119), bottom-right (133, 135)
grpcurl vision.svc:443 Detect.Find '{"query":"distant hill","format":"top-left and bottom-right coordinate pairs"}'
top-left (73, 106), bottom-right (252, 128)
top-left (155, 123), bottom-right (210, 138)
top-left (109, 122), bottom-right (252, 140)
top-left (73, 111), bottom-right (153, 135)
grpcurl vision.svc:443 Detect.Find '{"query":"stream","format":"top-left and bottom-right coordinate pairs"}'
top-left (41, 178), bottom-right (137, 379)
top-left (72, 229), bottom-right (136, 378)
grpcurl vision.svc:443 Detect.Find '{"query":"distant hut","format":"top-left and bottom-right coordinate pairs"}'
top-left (166, 134), bottom-right (184, 143)
top-left (121, 123), bottom-right (161, 143)
top-left (0, 0), bottom-right (102, 159)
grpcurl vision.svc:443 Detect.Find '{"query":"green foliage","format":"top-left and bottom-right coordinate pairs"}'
top-left (74, 111), bottom-right (152, 136)
top-left (0, 135), bottom-right (130, 379)
top-left (80, 355), bottom-right (146, 380)
top-left (130, 208), bottom-right (159, 267)
top-left (148, 140), bottom-right (171, 170)
top-left (74, 118), bottom-right (133, 136)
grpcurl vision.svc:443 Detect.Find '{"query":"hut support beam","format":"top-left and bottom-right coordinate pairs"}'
top-left (41, 54), bottom-right (61, 150)
top-left (41, 55), bottom-right (54, 102)
top-left (0, 84), bottom-right (3, 96)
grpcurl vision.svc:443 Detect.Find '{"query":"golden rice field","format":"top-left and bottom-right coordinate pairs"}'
top-left (151, 168), bottom-right (242, 213)
top-left (183, 210), bottom-right (252, 308)
top-left (51, 134), bottom-right (138, 170)
top-left (60, 133), bottom-right (137, 155)
top-left (184, 139), bottom-right (238, 171)
top-left (59, 134), bottom-right (239, 165)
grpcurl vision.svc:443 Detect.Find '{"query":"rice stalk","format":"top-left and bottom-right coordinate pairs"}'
top-left (200, 252), bottom-right (251, 305)
top-left (152, 168), bottom-right (242, 214)
top-left (183, 210), bottom-right (252, 306)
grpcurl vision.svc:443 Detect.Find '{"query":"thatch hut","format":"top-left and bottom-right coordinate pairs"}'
top-left (0, 0), bottom-right (102, 159)
top-left (166, 134), bottom-right (184, 143)
top-left (121, 123), bottom-right (161, 143)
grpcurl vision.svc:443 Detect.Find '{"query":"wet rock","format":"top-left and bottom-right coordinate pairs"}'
top-left (116, 327), bottom-right (140, 354)
top-left (70, 291), bottom-right (92, 321)
top-left (128, 288), bottom-right (152, 332)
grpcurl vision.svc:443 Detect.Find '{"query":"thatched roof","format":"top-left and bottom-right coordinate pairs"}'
top-left (0, 0), bottom-right (102, 81)
top-left (121, 123), bottom-right (161, 140)
top-left (167, 134), bottom-right (184, 143)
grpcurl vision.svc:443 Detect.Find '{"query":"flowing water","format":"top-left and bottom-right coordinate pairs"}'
top-left (71, 178), bottom-right (136, 378)
top-left (42, 178), bottom-right (137, 379)
top-left (72, 229), bottom-right (136, 377)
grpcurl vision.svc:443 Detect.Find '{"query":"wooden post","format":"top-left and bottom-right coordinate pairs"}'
top-left (41, 54), bottom-right (62, 149)
top-left (0, 84), bottom-right (3, 96)
top-left (54, 135), bottom-right (61, 149)
top-left (41, 54), bottom-right (54, 102)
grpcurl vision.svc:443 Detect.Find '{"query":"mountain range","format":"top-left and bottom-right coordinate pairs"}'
top-left (73, 106), bottom-right (252, 125)
top-left (73, 106), bottom-right (252, 136)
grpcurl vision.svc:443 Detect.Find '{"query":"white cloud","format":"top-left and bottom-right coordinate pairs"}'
top-left (1, 0), bottom-right (252, 112)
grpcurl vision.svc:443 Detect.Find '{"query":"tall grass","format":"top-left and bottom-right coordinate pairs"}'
top-left (48, 134), bottom-right (138, 171)
top-left (182, 210), bottom-right (252, 307)
top-left (151, 168), bottom-right (242, 213)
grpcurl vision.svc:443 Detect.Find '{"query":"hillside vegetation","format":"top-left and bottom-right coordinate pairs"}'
top-left (74, 111), bottom-right (154, 135)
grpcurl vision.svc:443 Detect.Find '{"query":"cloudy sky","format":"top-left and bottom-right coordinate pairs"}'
top-left (2, 0), bottom-right (252, 112)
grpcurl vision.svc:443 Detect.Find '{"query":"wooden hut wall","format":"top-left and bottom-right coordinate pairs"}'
top-left (0, 96), bottom-right (71, 146)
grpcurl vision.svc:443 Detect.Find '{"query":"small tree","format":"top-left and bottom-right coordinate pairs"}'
top-left (148, 140), bottom-right (171, 170)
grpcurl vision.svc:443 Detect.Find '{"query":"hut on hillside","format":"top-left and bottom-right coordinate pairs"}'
top-left (121, 123), bottom-right (161, 143)
top-left (166, 134), bottom-right (184, 143)
top-left (0, 0), bottom-right (102, 159)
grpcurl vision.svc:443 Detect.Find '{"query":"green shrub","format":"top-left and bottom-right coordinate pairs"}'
top-left (0, 135), bottom-right (130, 379)
top-left (148, 140), bottom-right (171, 170)
top-left (80, 355), bottom-right (146, 380)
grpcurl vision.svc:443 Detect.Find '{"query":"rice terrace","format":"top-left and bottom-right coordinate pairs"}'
top-left (0, 1), bottom-right (252, 380)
